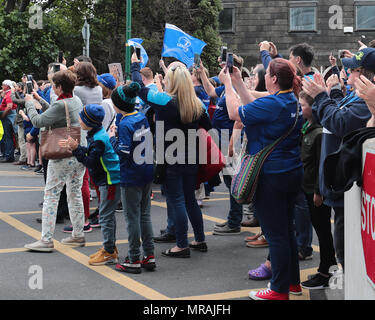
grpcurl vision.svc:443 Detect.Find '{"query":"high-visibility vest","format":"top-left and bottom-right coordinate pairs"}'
top-left (0, 120), bottom-right (3, 141)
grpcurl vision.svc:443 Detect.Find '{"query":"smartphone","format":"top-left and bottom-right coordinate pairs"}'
top-left (26, 81), bottom-right (33, 94)
top-left (338, 50), bottom-right (345, 59)
top-left (53, 64), bottom-right (60, 73)
top-left (226, 53), bottom-right (234, 74)
top-left (194, 53), bottom-right (200, 69)
top-left (360, 35), bottom-right (366, 42)
top-left (58, 51), bottom-right (64, 63)
top-left (135, 46), bottom-right (141, 60)
top-left (221, 46), bottom-right (227, 63)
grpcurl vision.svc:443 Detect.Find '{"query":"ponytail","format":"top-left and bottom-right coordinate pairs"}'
top-left (269, 58), bottom-right (301, 97)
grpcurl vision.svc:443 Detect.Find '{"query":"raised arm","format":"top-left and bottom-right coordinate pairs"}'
top-left (196, 62), bottom-right (218, 98)
top-left (218, 68), bottom-right (242, 122)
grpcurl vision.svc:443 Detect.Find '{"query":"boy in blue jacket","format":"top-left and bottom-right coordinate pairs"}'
top-left (109, 82), bottom-right (155, 274)
top-left (59, 104), bottom-right (121, 266)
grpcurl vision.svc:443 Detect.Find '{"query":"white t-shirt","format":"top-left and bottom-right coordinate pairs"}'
top-left (101, 98), bottom-right (116, 132)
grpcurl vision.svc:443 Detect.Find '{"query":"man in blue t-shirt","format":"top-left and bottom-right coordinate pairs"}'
top-left (135, 67), bottom-right (158, 114)
top-left (197, 54), bottom-right (245, 235)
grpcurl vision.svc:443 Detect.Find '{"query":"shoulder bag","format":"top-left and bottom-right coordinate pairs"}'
top-left (231, 102), bottom-right (299, 204)
top-left (40, 100), bottom-right (81, 160)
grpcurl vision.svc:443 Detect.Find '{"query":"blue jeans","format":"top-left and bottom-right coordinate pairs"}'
top-left (0, 114), bottom-right (15, 160)
top-left (254, 167), bottom-right (303, 293)
top-left (294, 189), bottom-right (313, 255)
top-left (223, 174), bottom-right (243, 228)
top-left (165, 164), bottom-right (205, 248)
top-left (98, 184), bottom-right (120, 253)
top-left (165, 193), bottom-right (176, 236)
top-left (121, 183), bottom-right (154, 262)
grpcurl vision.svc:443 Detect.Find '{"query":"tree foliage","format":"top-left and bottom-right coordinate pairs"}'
top-left (0, 5), bottom-right (61, 80)
top-left (0, 0), bottom-right (223, 81)
top-left (89, 0), bottom-right (223, 76)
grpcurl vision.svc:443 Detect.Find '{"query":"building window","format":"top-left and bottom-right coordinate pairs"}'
top-left (219, 3), bottom-right (235, 33)
top-left (355, 1), bottom-right (375, 30)
top-left (289, 1), bottom-right (317, 32)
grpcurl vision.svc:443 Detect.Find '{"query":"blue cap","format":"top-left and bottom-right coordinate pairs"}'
top-left (342, 48), bottom-right (375, 73)
top-left (97, 73), bottom-right (117, 90)
top-left (79, 104), bottom-right (105, 128)
top-left (211, 76), bottom-right (221, 85)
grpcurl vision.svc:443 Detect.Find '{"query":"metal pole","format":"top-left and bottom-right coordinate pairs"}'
top-left (125, 0), bottom-right (132, 80)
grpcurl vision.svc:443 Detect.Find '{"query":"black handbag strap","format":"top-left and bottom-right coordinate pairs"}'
top-left (106, 114), bottom-right (116, 132)
top-left (244, 100), bottom-right (300, 156)
top-left (269, 101), bottom-right (300, 149)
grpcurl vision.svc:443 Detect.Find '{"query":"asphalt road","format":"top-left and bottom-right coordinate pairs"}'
top-left (0, 161), bottom-right (344, 305)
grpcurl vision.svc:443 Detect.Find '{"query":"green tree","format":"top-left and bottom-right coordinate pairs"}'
top-left (0, 6), bottom-right (62, 80)
top-left (89, 0), bottom-right (223, 77)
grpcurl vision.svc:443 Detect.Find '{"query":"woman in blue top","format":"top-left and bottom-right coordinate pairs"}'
top-left (131, 54), bottom-right (212, 258)
top-left (220, 58), bottom-right (304, 300)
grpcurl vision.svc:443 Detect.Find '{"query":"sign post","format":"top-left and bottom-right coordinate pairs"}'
top-left (125, 0), bottom-right (132, 80)
top-left (82, 18), bottom-right (90, 57)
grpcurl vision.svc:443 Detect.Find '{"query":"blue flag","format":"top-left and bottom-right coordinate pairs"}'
top-left (127, 38), bottom-right (149, 69)
top-left (161, 24), bottom-right (206, 68)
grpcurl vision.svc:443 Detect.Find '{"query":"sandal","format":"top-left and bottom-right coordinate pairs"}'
top-left (248, 263), bottom-right (272, 280)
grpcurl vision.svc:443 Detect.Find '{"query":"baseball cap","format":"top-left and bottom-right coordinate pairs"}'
top-left (2, 80), bottom-right (14, 89)
top-left (342, 48), bottom-right (375, 73)
top-left (97, 73), bottom-right (117, 90)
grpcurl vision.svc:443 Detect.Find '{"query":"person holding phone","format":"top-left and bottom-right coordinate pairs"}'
top-left (196, 53), bottom-right (245, 235)
top-left (221, 58), bottom-right (304, 300)
top-left (0, 80), bottom-right (17, 163)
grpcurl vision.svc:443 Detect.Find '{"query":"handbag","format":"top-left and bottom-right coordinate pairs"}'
top-left (40, 100), bottom-right (81, 160)
top-left (231, 101), bottom-right (299, 204)
top-left (196, 128), bottom-right (225, 188)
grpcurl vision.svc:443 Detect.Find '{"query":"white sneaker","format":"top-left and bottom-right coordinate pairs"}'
top-left (61, 236), bottom-right (85, 247)
top-left (24, 240), bottom-right (54, 252)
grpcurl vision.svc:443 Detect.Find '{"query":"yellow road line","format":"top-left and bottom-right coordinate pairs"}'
top-left (151, 200), bottom-right (167, 208)
top-left (203, 198), bottom-right (229, 202)
top-left (0, 248), bottom-right (28, 254)
top-left (2, 207), bottom-right (98, 215)
top-left (0, 170), bottom-right (37, 176)
top-left (175, 267), bottom-right (317, 300)
top-left (0, 213), bottom-right (169, 300)
top-left (1, 210), bottom-right (42, 215)
top-left (0, 189), bottom-right (44, 193)
top-left (0, 186), bottom-right (43, 189)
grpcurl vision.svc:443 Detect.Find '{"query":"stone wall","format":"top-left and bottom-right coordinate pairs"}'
top-left (220, 0), bottom-right (375, 70)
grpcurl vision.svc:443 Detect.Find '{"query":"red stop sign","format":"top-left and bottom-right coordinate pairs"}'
top-left (361, 152), bottom-right (375, 287)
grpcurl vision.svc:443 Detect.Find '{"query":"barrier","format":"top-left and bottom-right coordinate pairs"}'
top-left (345, 138), bottom-right (375, 299)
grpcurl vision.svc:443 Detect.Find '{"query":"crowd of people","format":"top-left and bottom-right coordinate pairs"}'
top-left (1, 37), bottom-right (375, 300)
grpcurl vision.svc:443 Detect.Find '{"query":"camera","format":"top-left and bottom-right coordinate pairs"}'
top-left (221, 46), bottom-right (227, 63)
top-left (26, 75), bottom-right (33, 94)
top-left (226, 52), bottom-right (234, 74)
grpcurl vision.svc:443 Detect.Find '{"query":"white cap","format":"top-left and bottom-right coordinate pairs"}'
top-left (2, 80), bottom-right (14, 89)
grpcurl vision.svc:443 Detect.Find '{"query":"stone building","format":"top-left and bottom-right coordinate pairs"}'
top-left (219, 0), bottom-right (375, 75)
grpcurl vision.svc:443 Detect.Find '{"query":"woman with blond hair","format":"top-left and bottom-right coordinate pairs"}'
top-left (131, 55), bottom-right (212, 258)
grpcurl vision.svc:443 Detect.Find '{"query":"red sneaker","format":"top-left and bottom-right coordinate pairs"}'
top-left (289, 284), bottom-right (302, 296)
top-left (249, 289), bottom-right (289, 300)
top-left (267, 282), bottom-right (302, 296)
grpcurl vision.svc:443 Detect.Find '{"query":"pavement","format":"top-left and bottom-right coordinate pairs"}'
top-left (0, 160), bottom-right (344, 303)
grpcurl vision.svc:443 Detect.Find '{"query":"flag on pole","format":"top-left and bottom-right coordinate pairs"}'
top-left (161, 24), bottom-right (206, 68)
top-left (127, 38), bottom-right (149, 69)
